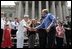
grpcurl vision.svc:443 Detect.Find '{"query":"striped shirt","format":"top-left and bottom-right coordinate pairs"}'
top-left (36, 13), bottom-right (56, 29)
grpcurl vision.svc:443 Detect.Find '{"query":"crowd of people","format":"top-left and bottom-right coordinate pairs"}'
top-left (0, 9), bottom-right (71, 48)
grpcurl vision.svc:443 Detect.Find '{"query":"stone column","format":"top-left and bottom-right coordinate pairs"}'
top-left (32, 1), bottom-right (35, 19)
top-left (25, 1), bottom-right (28, 15)
top-left (58, 1), bottom-right (63, 21)
top-left (62, 2), bottom-right (66, 21)
top-left (65, 1), bottom-right (69, 16)
top-left (39, 1), bottom-right (41, 19)
top-left (46, 1), bottom-right (49, 11)
top-left (51, 1), bottom-right (56, 16)
top-left (21, 2), bottom-right (24, 18)
top-left (18, 1), bottom-right (22, 19)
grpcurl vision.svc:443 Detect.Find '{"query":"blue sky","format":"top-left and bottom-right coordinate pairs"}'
top-left (1, 1), bottom-right (71, 7)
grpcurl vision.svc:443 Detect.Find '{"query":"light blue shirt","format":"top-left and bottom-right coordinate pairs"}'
top-left (36, 13), bottom-right (56, 29)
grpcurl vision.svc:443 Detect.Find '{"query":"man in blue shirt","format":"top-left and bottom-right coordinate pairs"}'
top-left (36, 13), bottom-right (56, 29)
top-left (35, 9), bottom-right (56, 48)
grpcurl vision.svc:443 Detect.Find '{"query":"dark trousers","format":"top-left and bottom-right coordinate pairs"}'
top-left (38, 29), bottom-right (47, 48)
top-left (0, 29), bottom-right (3, 47)
top-left (47, 26), bottom-right (56, 48)
top-left (56, 37), bottom-right (63, 48)
top-left (65, 30), bottom-right (71, 47)
top-left (28, 34), bottom-right (36, 48)
top-left (11, 29), bottom-right (17, 37)
top-left (28, 31), bottom-right (36, 48)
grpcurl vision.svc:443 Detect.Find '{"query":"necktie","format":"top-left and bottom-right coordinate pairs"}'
top-left (15, 22), bottom-right (17, 29)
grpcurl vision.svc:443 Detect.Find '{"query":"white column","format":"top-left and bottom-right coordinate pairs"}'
top-left (18, 1), bottom-right (22, 19)
top-left (51, 1), bottom-right (56, 16)
top-left (58, 1), bottom-right (63, 21)
top-left (15, 1), bottom-right (18, 18)
top-left (46, 1), bottom-right (49, 11)
top-left (55, 2), bottom-right (59, 20)
top-left (62, 2), bottom-right (66, 21)
top-left (25, 1), bottom-right (28, 15)
top-left (65, 1), bottom-right (69, 16)
top-left (39, 1), bottom-right (41, 19)
top-left (32, 1), bottom-right (35, 19)
top-left (21, 3), bottom-right (24, 18)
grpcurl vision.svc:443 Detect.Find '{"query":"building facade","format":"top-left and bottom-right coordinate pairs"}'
top-left (15, 1), bottom-right (69, 21)
top-left (1, 1), bottom-right (70, 47)
top-left (1, 5), bottom-right (16, 20)
top-left (1, 1), bottom-right (69, 21)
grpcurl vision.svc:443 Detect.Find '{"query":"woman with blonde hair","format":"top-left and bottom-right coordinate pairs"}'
top-left (27, 19), bottom-right (37, 48)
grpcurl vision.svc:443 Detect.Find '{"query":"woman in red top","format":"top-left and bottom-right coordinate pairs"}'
top-left (1, 24), bottom-right (13, 48)
top-left (56, 21), bottom-right (65, 48)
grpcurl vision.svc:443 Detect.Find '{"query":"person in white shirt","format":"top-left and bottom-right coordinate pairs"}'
top-left (11, 18), bottom-right (19, 37)
top-left (1, 17), bottom-right (6, 29)
top-left (6, 19), bottom-right (11, 28)
top-left (16, 15), bottom-right (30, 48)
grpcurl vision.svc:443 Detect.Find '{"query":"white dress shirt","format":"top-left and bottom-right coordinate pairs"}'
top-left (11, 21), bottom-right (19, 30)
